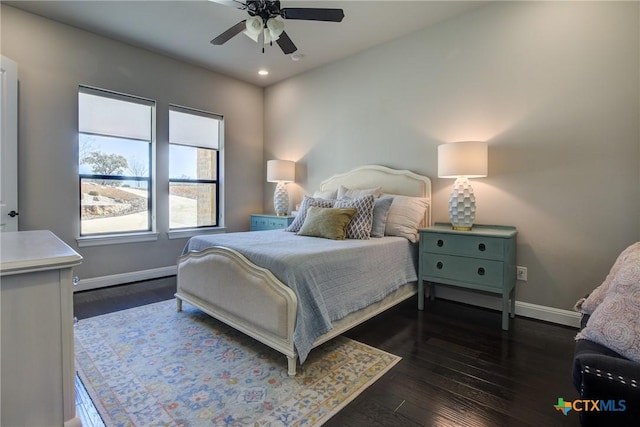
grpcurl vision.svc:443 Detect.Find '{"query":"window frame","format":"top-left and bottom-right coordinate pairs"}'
top-left (167, 104), bottom-right (222, 232)
top-left (76, 85), bottom-right (157, 246)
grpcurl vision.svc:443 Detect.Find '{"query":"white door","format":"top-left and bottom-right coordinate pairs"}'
top-left (0, 56), bottom-right (18, 232)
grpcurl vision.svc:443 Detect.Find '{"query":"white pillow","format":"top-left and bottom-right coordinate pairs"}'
top-left (336, 185), bottom-right (381, 200)
top-left (384, 195), bottom-right (429, 243)
top-left (312, 189), bottom-right (337, 200)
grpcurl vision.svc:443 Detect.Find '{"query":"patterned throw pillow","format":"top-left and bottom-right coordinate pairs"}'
top-left (576, 251), bottom-right (640, 362)
top-left (284, 196), bottom-right (335, 232)
top-left (576, 242), bottom-right (640, 314)
top-left (334, 195), bottom-right (375, 240)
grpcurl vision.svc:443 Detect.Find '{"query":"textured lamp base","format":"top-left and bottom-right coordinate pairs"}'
top-left (449, 176), bottom-right (476, 230)
top-left (273, 182), bottom-right (289, 216)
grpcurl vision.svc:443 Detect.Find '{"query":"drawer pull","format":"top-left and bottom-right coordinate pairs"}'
top-left (436, 261), bottom-right (443, 269)
top-left (437, 239), bottom-right (444, 247)
top-left (477, 267), bottom-right (485, 276)
top-left (478, 243), bottom-right (486, 251)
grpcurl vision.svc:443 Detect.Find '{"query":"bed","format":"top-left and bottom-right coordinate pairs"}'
top-left (176, 165), bottom-right (431, 375)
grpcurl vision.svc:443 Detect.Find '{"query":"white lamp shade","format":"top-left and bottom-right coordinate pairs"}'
top-left (267, 160), bottom-right (295, 183)
top-left (438, 141), bottom-right (488, 178)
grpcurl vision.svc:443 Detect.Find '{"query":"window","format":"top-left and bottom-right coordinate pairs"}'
top-left (78, 87), bottom-right (155, 236)
top-left (169, 105), bottom-right (221, 229)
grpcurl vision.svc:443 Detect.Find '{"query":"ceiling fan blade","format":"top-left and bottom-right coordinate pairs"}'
top-left (276, 31), bottom-right (297, 55)
top-left (280, 8), bottom-right (344, 22)
top-left (207, 0), bottom-right (247, 10)
top-left (210, 20), bottom-right (247, 45)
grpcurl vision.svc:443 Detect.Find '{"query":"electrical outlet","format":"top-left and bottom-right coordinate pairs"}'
top-left (516, 266), bottom-right (528, 281)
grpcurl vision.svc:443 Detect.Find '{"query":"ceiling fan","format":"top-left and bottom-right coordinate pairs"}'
top-left (209, 0), bottom-right (345, 54)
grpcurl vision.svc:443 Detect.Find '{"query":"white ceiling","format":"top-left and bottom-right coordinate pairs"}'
top-left (5, 0), bottom-right (488, 87)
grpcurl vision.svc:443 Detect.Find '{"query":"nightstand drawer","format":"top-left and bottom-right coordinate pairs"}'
top-left (250, 216), bottom-right (269, 230)
top-left (422, 253), bottom-right (504, 291)
top-left (250, 214), bottom-right (294, 231)
top-left (267, 217), bottom-right (288, 229)
top-left (422, 233), bottom-right (505, 261)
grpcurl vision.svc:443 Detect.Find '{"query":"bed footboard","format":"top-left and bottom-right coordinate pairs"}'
top-left (176, 246), bottom-right (299, 375)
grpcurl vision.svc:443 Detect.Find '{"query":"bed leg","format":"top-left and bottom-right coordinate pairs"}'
top-left (287, 356), bottom-right (297, 377)
top-left (176, 297), bottom-right (182, 312)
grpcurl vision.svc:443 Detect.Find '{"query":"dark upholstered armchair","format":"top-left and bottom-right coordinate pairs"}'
top-left (573, 314), bottom-right (640, 426)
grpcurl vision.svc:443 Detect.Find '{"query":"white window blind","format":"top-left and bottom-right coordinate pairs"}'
top-left (79, 90), bottom-right (152, 141)
top-left (169, 109), bottom-right (220, 149)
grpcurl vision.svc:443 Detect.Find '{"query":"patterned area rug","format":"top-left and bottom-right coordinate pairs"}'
top-left (75, 300), bottom-right (400, 426)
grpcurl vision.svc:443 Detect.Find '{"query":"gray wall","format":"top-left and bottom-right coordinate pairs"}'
top-left (264, 1), bottom-right (640, 311)
top-left (1, 5), bottom-right (264, 280)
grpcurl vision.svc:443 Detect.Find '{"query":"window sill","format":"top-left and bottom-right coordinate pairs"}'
top-left (77, 232), bottom-right (159, 247)
top-left (167, 227), bottom-right (227, 240)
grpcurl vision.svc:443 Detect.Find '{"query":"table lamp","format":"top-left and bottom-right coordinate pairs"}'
top-left (438, 141), bottom-right (488, 230)
top-left (267, 159), bottom-right (295, 216)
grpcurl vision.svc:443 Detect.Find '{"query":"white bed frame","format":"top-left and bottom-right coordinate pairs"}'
top-left (175, 165), bottom-right (431, 375)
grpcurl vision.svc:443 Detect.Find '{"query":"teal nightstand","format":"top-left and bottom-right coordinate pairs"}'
top-left (418, 223), bottom-right (518, 330)
top-left (250, 214), bottom-right (295, 231)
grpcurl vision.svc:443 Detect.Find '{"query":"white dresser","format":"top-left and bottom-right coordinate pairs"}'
top-left (1, 230), bottom-right (82, 426)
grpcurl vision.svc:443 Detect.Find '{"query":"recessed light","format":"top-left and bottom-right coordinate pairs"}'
top-left (258, 69), bottom-right (269, 76)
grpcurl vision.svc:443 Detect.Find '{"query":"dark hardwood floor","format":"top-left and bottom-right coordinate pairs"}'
top-left (74, 276), bottom-right (178, 320)
top-left (74, 277), bottom-right (581, 426)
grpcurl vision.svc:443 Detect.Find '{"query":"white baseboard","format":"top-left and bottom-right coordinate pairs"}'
top-left (74, 268), bottom-right (582, 328)
top-left (73, 266), bottom-right (177, 293)
top-left (431, 287), bottom-right (581, 329)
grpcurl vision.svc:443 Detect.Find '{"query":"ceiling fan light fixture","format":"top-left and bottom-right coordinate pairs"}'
top-left (267, 18), bottom-right (284, 38)
top-left (263, 28), bottom-right (279, 44)
top-left (244, 16), bottom-right (263, 41)
top-left (210, 0), bottom-right (344, 55)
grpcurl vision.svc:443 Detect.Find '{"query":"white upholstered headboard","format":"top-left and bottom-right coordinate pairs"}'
top-left (320, 165), bottom-right (432, 226)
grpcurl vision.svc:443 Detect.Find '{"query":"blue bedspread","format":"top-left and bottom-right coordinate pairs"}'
top-left (183, 230), bottom-right (418, 363)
